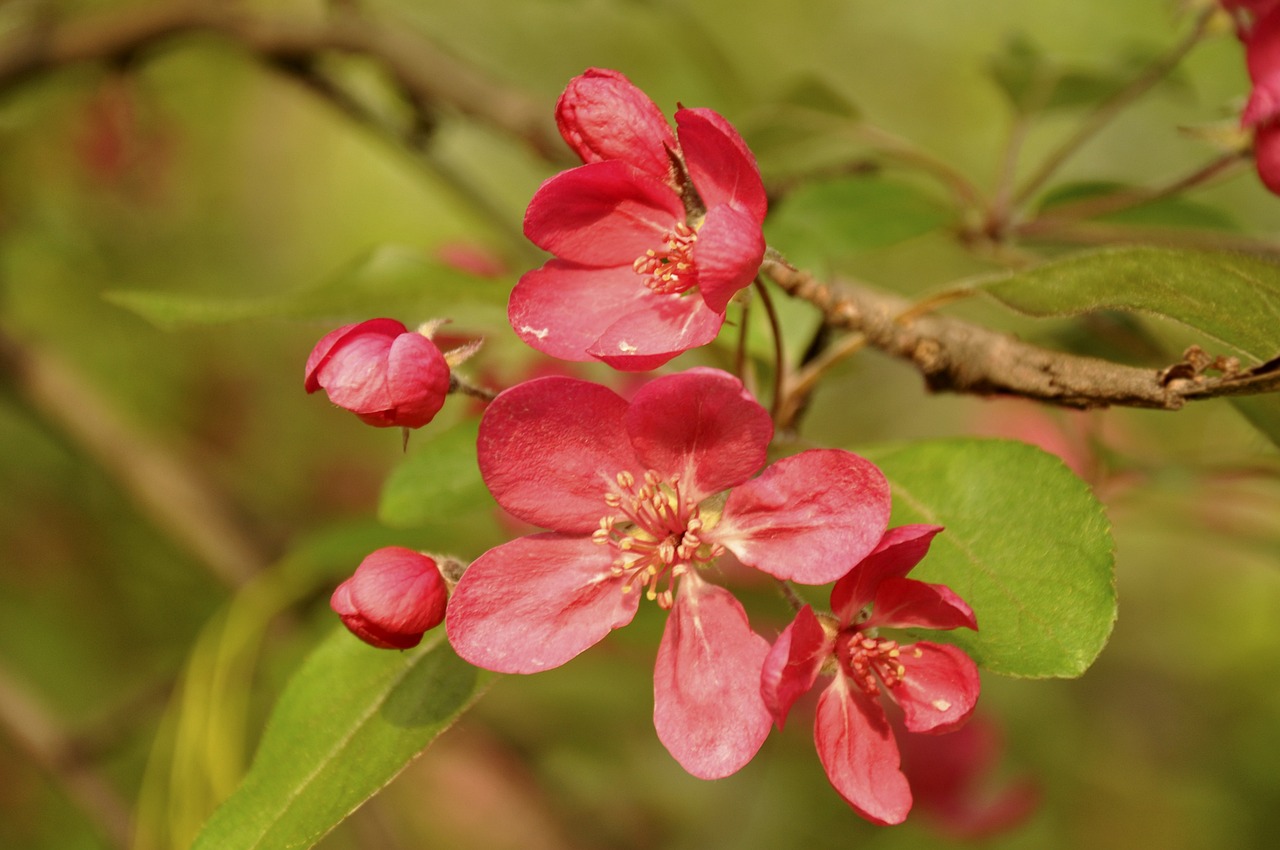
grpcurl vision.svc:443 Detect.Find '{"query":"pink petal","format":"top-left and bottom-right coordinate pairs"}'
top-left (1244, 9), bottom-right (1280, 126)
top-left (445, 533), bottom-right (640, 673)
top-left (509, 261), bottom-right (661, 362)
top-left (346, 547), bottom-right (448, 635)
top-left (478, 376), bottom-right (638, 533)
top-left (1255, 121), bottom-right (1280, 195)
top-left (760, 604), bottom-right (833, 728)
top-left (623, 369), bottom-right (772, 500)
top-left (586, 290), bottom-right (726, 371)
top-left (831, 525), bottom-right (944, 624)
top-left (675, 107), bottom-right (768, 223)
top-left (304, 318), bottom-right (406, 392)
top-left (891, 642), bottom-right (981, 735)
top-left (653, 574), bottom-right (772, 779)
top-left (712, 450), bottom-right (891, 585)
top-left (331, 579), bottom-right (417, 649)
top-left (815, 677), bottom-right (912, 825)
top-left (556, 68), bottom-right (676, 179)
top-left (692, 203), bottom-right (766, 314)
top-left (865, 578), bottom-right (977, 632)
top-left (373, 332), bottom-right (449, 428)
top-left (524, 161), bottom-right (684, 266)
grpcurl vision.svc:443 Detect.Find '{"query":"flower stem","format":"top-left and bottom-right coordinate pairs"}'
top-left (752, 276), bottom-right (787, 422)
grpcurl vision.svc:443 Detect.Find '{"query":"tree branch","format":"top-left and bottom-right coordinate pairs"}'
top-left (763, 259), bottom-right (1280, 411)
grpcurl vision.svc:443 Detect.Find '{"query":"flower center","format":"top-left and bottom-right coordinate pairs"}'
top-left (840, 631), bottom-right (919, 696)
top-left (632, 222), bottom-right (697, 295)
top-left (591, 469), bottom-right (722, 609)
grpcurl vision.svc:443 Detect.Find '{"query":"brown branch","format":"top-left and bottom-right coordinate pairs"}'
top-left (763, 259), bottom-right (1280, 411)
top-left (0, 1), bottom-right (569, 164)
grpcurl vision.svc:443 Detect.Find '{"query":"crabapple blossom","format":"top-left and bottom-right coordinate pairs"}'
top-left (331, 547), bottom-right (449, 650)
top-left (446, 368), bottom-right (892, 779)
top-left (761, 524), bottom-right (980, 825)
top-left (510, 69), bottom-right (768, 370)
top-left (305, 318), bottom-right (450, 428)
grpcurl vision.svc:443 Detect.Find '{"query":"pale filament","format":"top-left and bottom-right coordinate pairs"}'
top-left (632, 222), bottom-right (697, 295)
top-left (842, 633), bottom-right (919, 696)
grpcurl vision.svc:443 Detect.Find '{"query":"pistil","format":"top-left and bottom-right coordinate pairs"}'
top-left (632, 222), bottom-right (698, 295)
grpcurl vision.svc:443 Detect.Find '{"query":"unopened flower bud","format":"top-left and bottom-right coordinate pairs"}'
top-left (555, 67), bottom-right (677, 180)
top-left (305, 318), bottom-right (449, 428)
top-left (330, 547), bottom-right (448, 649)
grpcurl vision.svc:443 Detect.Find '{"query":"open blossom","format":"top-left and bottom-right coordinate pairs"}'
top-left (761, 525), bottom-right (980, 825)
top-left (509, 68), bottom-right (768, 371)
top-left (305, 318), bottom-right (450, 428)
top-left (331, 547), bottom-right (449, 649)
top-left (1223, 1), bottom-right (1280, 192)
top-left (446, 368), bottom-right (891, 778)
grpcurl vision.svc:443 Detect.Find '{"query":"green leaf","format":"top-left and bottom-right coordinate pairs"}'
top-left (379, 418), bottom-right (493, 528)
top-left (106, 244), bottom-right (508, 330)
top-left (765, 176), bottom-right (950, 266)
top-left (865, 438), bottom-right (1116, 678)
top-left (191, 628), bottom-right (490, 850)
top-left (986, 34), bottom-right (1160, 115)
top-left (1038, 181), bottom-right (1238, 230)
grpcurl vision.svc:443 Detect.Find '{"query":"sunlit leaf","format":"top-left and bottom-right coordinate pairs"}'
top-left (190, 628), bottom-right (489, 850)
top-left (864, 438), bottom-right (1116, 678)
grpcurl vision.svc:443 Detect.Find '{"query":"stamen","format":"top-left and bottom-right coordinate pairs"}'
top-left (633, 222), bottom-right (698, 295)
top-left (842, 633), bottom-right (909, 696)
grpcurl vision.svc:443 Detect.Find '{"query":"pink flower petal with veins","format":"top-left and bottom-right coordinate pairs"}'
top-left (713, 450), bottom-right (891, 584)
top-left (760, 604), bottom-right (832, 728)
top-left (556, 68), bottom-right (676, 179)
top-left (815, 677), bottom-right (913, 825)
top-left (892, 642), bottom-right (981, 735)
top-left (865, 578), bottom-right (978, 632)
top-left (653, 574), bottom-right (772, 779)
top-left (692, 203), bottom-right (767, 313)
top-left (446, 533), bottom-right (640, 673)
top-left (523, 161), bottom-right (684, 266)
top-left (675, 107), bottom-right (769, 222)
top-left (478, 377), bottom-right (637, 533)
top-left (831, 525), bottom-right (944, 624)
top-left (623, 369), bottom-right (772, 500)
top-left (587, 291), bottom-right (725, 371)
top-left (305, 319), bottom-right (402, 392)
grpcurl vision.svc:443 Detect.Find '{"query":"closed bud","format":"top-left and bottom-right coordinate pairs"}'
top-left (330, 547), bottom-right (449, 649)
top-left (555, 67), bottom-right (677, 180)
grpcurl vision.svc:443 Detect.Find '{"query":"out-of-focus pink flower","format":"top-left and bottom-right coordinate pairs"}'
top-left (1223, 2), bottom-right (1280, 192)
top-left (331, 547), bottom-right (449, 649)
top-left (435, 242), bottom-right (509, 279)
top-left (305, 318), bottom-right (450, 428)
top-left (897, 713), bottom-right (1039, 840)
top-left (510, 69), bottom-right (768, 371)
top-left (761, 525), bottom-right (980, 825)
top-left (446, 368), bottom-right (891, 778)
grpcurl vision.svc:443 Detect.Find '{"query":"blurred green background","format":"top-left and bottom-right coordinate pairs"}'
top-left (1, 1), bottom-right (1278, 848)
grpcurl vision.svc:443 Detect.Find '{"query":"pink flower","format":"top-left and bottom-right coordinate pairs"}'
top-left (305, 318), bottom-right (450, 428)
top-left (761, 525), bottom-right (981, 825)
top-left (509, 69), bottom-right (769, 371)
top-left (446, 368), bottom-right (891, 778)
top-left (331, 547), bottom-right (449, 649)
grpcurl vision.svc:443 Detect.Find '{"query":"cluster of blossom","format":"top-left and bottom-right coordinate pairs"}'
top-left (306, 69), bottom-right (996, 827)
top-left (1225, 0), bottom-right (1280, 192)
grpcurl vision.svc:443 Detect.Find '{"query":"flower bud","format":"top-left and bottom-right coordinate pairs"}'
top-left (330, 547), bottom-right (449, 649)
top-left (305, 318), bottom-right (450, 428)
top-left (555, 67), bottom-right (677, 180)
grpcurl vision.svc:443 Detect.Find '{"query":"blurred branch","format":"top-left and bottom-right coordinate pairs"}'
top-left (0, 1), bottom-right (570, 164)
top-left (0, 661), bottom-right (130, 849)
top-left (763, 258), bottom-right (1280, 410)
top-left (0, 325), bottom-right (268, 587)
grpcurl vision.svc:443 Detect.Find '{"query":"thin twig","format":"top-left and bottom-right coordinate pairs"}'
top-left (752, 277), bottom-right (787, 421)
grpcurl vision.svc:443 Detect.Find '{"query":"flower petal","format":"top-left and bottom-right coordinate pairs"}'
top-left (623, 368), bottom-right (772, 499)
top-left (675, 107), bottom-right (768, 222)
top-left (760, 604), bottom-right (833, 728)
top-left (304, 318), bottom-right (406, 392)
top-left (346, 547), bottom-right (448, 635)
top-left (478, 376), bottom-right (637, 532)
top-left (524, 161), bottom-right (684, 265)
top-left (376, 332), bottom-right (450, 428)
top-left (586, 291), bottom-right (725, 371)
top-left (446, 533), bottom-right (640, 673)
top-left (556, 68), bottom-right (676, 179)
top-left (815, 677), bottom-right (912, 825)
top-left (1255, 120), bottom-right (1280, 195)
top-left (713, 449), bottom-right (891, 584)
top-left (510, 260), bottom-right (661, 362)
top-left (653, 574), bottom-right (772, 779)
top-left (692, 203), bottom-right (766, 314)
top-left (1244, 9), bottom-right (1280, 126)
top-left (892, 642), bottom-right (981, 735)
top-left (831, 524), bottom-right (944, 624)
top-left (865, 577), bottom-right (977, 632)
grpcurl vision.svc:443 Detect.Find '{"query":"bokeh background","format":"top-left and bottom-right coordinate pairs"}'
top-left (1, 1), bottom-right (1279, 848)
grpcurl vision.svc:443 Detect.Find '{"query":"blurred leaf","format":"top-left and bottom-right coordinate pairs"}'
top-left (191, 628), bottom-right (490, 850)
top-left (379, 418), bottom-right (493, 528)
top-left (987, 34), bottom-right (1158, 115)
top-left (765, 176), bottom-right (950, 264)
top-left (105, 244), bottom-right (509, 330)
top-left (865, 438), bottom-right (1115, 678)
top-left (1038, 181), bottom-right (1238, 230)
